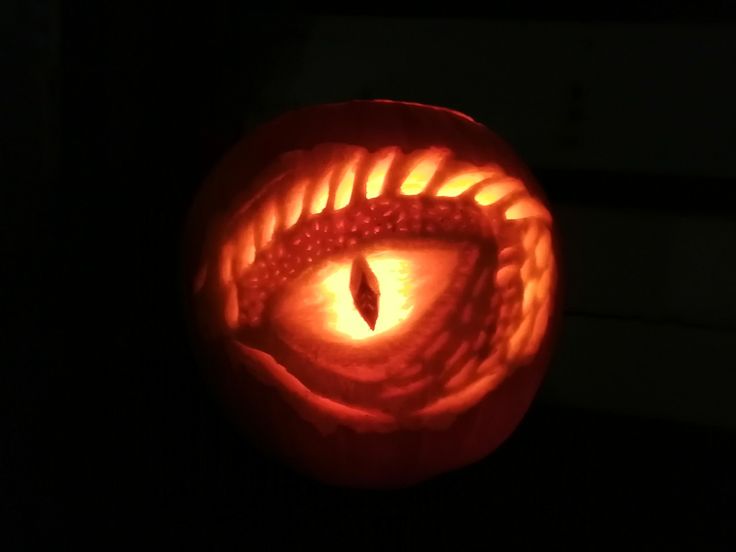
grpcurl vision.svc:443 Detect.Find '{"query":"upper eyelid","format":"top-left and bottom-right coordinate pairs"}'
top-left (217, 145), bottom-right (549, 287)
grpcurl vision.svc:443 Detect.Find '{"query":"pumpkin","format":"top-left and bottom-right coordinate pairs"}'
top-left (184, 100), bottom-right (561, 488)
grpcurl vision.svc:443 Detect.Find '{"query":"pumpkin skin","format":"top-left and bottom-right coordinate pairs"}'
top-left (185, 100), bottom-right (561, 488)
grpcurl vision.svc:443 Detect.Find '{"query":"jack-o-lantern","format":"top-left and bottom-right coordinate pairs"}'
top-left (185, 100), bottom-right (560, 488)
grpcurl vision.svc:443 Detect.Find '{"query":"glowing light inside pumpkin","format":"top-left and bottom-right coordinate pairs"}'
top-left (334, 155), bottom-right (360, 210)
top-left (284, 179), bottom-right (307, 226)
top-left (259, 200), bottom-right (278, 247)
top-left (309, 172), bottom-right (331, 215)
top-left (399, 149), bottom-right (446, 195)
top-left (474, 178), bottom-right (524, 206)
top-left (233, 224), bottom-right (255, 275)
top-left (365, 149), bottom-right (396, 199)
top-left (321, 256), bottom-right (413, 339)
top-left (274, 243), bottom-right (460, 342)
top-left (435, 169), bottom-right (494, 197)
top-left (505, 197), bottom-right (552, 223)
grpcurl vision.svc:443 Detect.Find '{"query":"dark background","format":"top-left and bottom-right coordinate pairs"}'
top-left (4, 2), bottom-right (736, 548)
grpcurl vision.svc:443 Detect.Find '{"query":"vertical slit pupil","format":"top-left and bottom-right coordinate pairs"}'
top-left (350, 255), bottom-right (380, 330)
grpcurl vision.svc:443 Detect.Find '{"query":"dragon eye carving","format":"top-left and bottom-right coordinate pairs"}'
top-left (186, 100), bottom-right (560, 487)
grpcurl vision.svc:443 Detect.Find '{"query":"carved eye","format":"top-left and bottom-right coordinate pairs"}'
top-left (274, 242), bottom-right (461, 342)
top-left (187, 100), bottom-right (559, 487)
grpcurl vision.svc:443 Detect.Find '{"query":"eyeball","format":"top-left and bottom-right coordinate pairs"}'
top-left (185, 100), bottom-right (561, 488)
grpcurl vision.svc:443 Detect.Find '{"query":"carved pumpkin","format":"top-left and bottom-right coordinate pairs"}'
top-left (185, 100), bottom-right (560, 488)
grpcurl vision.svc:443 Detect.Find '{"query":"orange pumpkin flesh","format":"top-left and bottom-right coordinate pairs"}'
top-left (185, 100), bottom-right (560, 488)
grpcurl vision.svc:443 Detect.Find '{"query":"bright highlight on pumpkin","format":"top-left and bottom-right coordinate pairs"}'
top-left (435, 169), bottom-right (495, 197)
top-left (321, 254), bottom-right (412, 340)
top-left (399, 148), bottom-right (447, 195)
top-left (334, 156), bottom-right (360, 210)
top-left (275, 243), bottom-right (461, 342)
top-left (365, 148), bottom-right (396, 199)
top-left (309, 172), bottom-right (330, 214)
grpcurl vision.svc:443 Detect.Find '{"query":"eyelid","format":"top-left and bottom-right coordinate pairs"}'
top-left (221, 146), bottom-right (532, 278)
